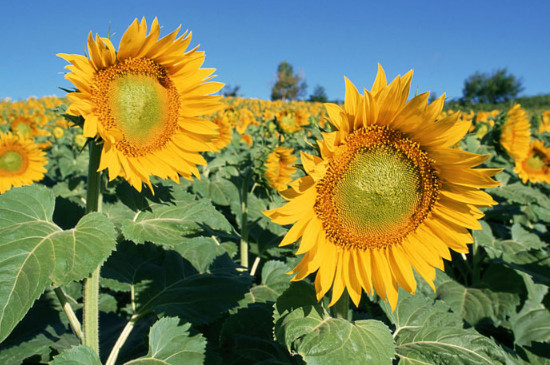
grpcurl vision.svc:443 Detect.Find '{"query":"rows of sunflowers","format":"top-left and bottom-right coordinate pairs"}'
top-left (0, 18), bottom-right (549, 365)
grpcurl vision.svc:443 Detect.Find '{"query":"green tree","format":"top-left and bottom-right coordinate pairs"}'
top-left (309, 85), bottom-right (328, 103)
top-left (271, 61), bottom-right (307, 101)
top-left (462, 68), bottom-right (523, 104)
top-left (222, 84), bottom-right (241, 97)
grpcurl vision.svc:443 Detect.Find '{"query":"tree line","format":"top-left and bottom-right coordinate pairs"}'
top-left (222, 62), bottom-right (546, 107)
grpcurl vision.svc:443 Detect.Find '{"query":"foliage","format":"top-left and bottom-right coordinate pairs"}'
top-left (0, 95), bottom-right (549, 364)
top-left (462, 68), bottom-right (524, 104)
top-left (271, 61), bottom-right (307, 101)
top-left (222, 84), bottom-right (241, 97)
top-left (308, 85), bottom-right (328, 103)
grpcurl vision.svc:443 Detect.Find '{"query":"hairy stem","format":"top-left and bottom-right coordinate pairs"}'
top-left (53, 287), bottom-right (83, 343)
top-left (240, 168), bottom-right (251, 269)
top-left (105, 314), bottom-right (139, 365)
top-left (83, 139), bottom-right (102, 354)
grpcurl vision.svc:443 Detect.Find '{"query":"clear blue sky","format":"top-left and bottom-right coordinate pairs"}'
top-left (1, 0), bottom-right (548, 102)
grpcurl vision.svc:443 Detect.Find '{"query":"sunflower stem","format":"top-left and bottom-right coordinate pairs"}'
top-left (83, 138), bottom-right (103, 354)
top-left (105, 314), bottom-right (139, 365)
top-left (239, 168), bottom-right (252, 269)
top-left (471, 238), bottom-right (482, 285)
top-left (330, 290), bottom-right (350, 320)
top-left (53, 287), bottom-right (83, 343)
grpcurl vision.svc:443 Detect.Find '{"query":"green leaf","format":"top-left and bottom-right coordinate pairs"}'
top-left (192, 176), bottom-right (240, 206)
top-left (51, 212), bottom-right (117, 285)
top-left (436, 274), bottom-right (519, 327)
top-left (240, 260), bottom-right (292, 307)
top-left (121, 190), bottom-right (233, 247)
top-left (275, 305), bottom-right (395, 365)
top-left (274, 281), bottom-right (319, 320)
top-left (273, 282), bottom-right (394, 364)
top-left (511, 222), bottom-right (545, 250)
top-left (49, 345), bottom-right (101, 365)
top-left (510, 274), bottom-right (550, 346)
top-left (172, 236), bottom-right (233, 273)
top-left (220, 303), bottom-right (297, 364)
top-left (489, 182), bottom-right (550, 206)
top-left (475, 222), bottom-right (550, 286)
top-left (0, 186), bottom-right (116, 343)
top-left (0, 291), bottom-right (78, 364)
top-left (124, 317), bottom-right (205, 365)
top-left (383, 292), bottom-right (508, 364)
top-left (102, 241), bottom-right (251, 324)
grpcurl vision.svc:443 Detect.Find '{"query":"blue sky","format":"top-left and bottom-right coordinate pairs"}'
top-left (1, 0), bottom-right (548, 102)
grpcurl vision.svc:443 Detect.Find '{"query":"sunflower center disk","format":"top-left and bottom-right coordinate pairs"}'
top-left (315, 126), bottom-right (440, 250)
top-left (334, 147), bottom-right (422, 236)
top-left (94, 58), bottom-right (180, 156)
top-left (526, 151), bottom-right (545, 171)
top-left (0, 150), bottom-right (25, 173)
top-left (110, 74), bottom-right (169, 145)
top-left (13, 122), bottom-right (32, 137)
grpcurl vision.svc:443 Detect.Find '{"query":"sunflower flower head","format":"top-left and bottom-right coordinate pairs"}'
top-left (500, 104), bottom-right (531, 161)
top-left (0, 132), bottom-right (47, 193)
top-left (276, 108), bottom-right (309, 133)
top-left (264, 65), bottom-right (501, 310)
top-left (58, 18), bottom-right (224, 191)
top-left (264, 147), bottom-right (297, 191)
top-left (210, 113), bottom-right (233, 152)
top-left (514, 139), bottom-right (550, 184)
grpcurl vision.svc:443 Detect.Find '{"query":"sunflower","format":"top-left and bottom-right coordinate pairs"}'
top-left (0, 132), bottom-right (47, 193)
top-left (500, 104), bottom-right (530, 161)
top-left (539, 111), bottom-right (550, 134)
top-left (240, 134), bottom-right (253, 147)
top-left (210, 113), bottom-right (233, 151)
top-left (514, 139), bottom-right (550, 184)
top-left (264, 65), bottom-right (500, 310)
top-left (276, 108), bottom-right (309, 133)
top-left (58, 18), bottom-right (223, 191)
top-left (10, 114), bottom-right (49, 138)
top-left (265, 147), bottom-right (297, 191)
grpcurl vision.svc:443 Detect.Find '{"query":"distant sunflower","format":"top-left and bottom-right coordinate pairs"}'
top-left (0, 132), bottom-right (47, 193)
top-left (539, 111), bottom-right (550, 134)
top-left (515, 140), bottom-right (550, 184)
top-left (501, 104), bottom-right (530, 161)
top-left (276, 108), bottom-right (309, 133)
top-left (210, 113), bottom-right (233, 151)
top-left (265, 147), bottom-right (297, 191)
top-left (264, 65), bottom-right (500, 310)
top-left (58, 18), bottom-right (223, 191)
top-left (240, 134), bottom-right (253, 147)
top-left (10, 114), bottom-right (49, 138)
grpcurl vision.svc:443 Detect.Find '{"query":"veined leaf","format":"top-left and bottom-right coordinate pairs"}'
top-left (436, 274), bottom-right (519, 327)
top-left (0, 186), bottom-right (116, 343)
top-left (121, 190), bottom-right (233, 247)
top-left (240, 260), bottom-right (292, 307)
top-left (50, 345), bottom-right (101, 364)
top-left (275, 305), bottom-right (395, 365)
top-left (274, 282), bottom-right (394, 364)
top-left (220, 303), bottom-right (297, 364)
top-left (510, 274), bottom-right (550, 346)
top-left (102, 241), bottom-right (251, 324)
top-left (489, 182), bottom-right (550, 206)
top-left (124, 317), bottom-right (205, 365)
top-left (192, 176), bottom-right (240, 206)
top-left (0, 290), bottom-right (78, 364)
top-left (383, 292), bottom-right (508, 364)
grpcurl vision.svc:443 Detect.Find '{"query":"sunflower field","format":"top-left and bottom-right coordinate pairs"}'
top-left (1, 18), bottom-right (550, 365)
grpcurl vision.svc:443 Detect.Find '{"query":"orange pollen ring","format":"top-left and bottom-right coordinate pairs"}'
top-left (91, 57), bottom-right (180, 157)
top-left (314, 125), bottom-right (440, 250)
